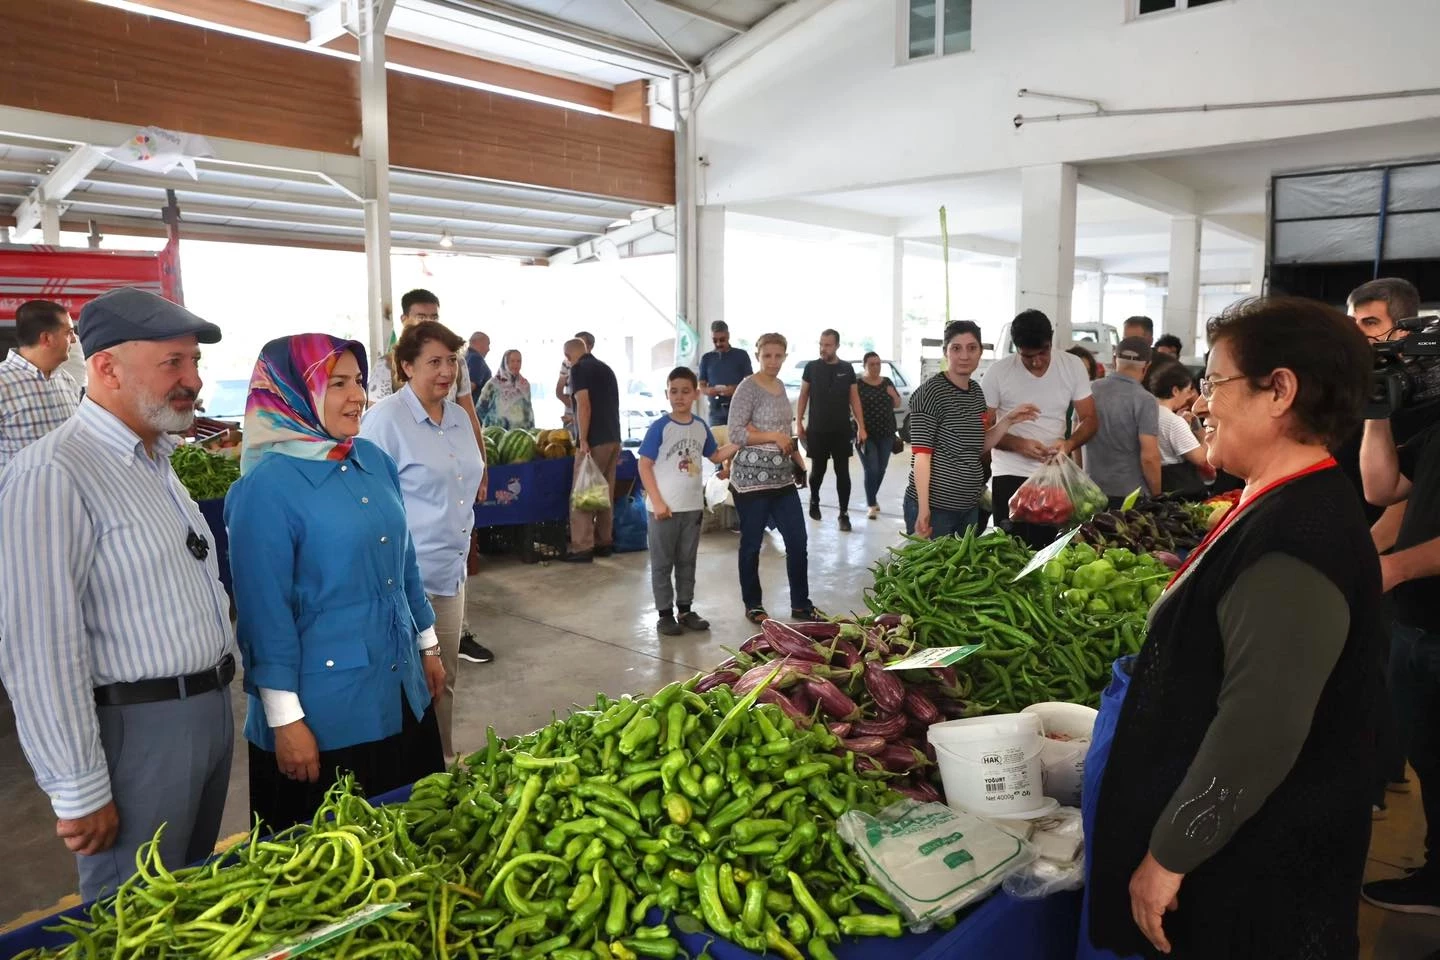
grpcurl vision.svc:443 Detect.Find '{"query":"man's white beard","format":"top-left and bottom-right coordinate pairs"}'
top-left (137, 389), bottom-right (197, 433)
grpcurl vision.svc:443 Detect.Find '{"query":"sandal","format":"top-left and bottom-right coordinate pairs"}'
top-left (745, 607), bottom-right (768, 624)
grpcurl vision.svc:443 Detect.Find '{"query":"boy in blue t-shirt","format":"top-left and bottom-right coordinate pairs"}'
top-left (638, 367), bottom-right (739, 637)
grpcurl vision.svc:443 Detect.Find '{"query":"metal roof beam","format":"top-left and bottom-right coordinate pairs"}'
top-left (76, 169), bottom-right (607, 234)
top-left (387, 177), bottom-right (638, 220)
top-left (644, 0), bottom-right (747, 33)
top-left (13, 145), bottom-right (103, 237)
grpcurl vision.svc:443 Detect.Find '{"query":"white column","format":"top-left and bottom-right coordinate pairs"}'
top-left (1164, 215), bottom-right (1202, 345)
top-left (1018, 164), bottom-right (1078, 345)
top-left (888, 238), bottom-right (905, 365)
top-left (693, 205), bottom-right (725, 368)
top-left (998, 258), bottom-right (1019, 329)
top-left (358, 0), bottom-right (397, 367)
top-left (1249, 242), bottom-right (1267, 297)
top-left (40, 202), bottom-right (61, 245)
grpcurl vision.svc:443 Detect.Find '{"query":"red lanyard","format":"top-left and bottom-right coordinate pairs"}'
top-left (1166, 457), bottom-right (1338, 588)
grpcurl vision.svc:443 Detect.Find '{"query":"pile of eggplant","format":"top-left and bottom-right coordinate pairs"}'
top-left (1073, 497), bottom-right (1205, 555)
top-left (695, 616), bottom-right (982, 801)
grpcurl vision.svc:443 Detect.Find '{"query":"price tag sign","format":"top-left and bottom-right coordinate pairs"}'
top-left (885, 645), bottom-right (983, 670)
top-left (243, 903), bottom-right (407, 960)
top-left (1010, 527), bottom-right (1079, 583)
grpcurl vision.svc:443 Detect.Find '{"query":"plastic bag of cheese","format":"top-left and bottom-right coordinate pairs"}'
top-left (837, 799), bottom-right (1037, 930)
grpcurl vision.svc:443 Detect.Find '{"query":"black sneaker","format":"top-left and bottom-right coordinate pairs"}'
top-left (562, 551), bottom-right (593, 563)
top-left (1362, 873), bottom-right (1440, 916)
top-left (677, 611), bottom-right (710, 631)
top-left (809, 502), bottom-right (821, 520)
top-left (594, 545), bottom-right (614, 558)
top-left (838, 514), bottom-right (852, 532)
top-left (458, 637), bottom-right (494, 664)
top-left (657, 615), bottom-right (683, 637)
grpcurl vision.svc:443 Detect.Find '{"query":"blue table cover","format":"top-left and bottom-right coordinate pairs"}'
top-left (474, 452), bottom-right (640, 529)
top-left (0, 779), bottom-right (1078, 960)
top-left (197, 497), bottom-right (231, 596)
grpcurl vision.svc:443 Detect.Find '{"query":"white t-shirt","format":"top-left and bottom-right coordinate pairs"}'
top-left (1156, 402), bottom-right (1201, 466)
top-left (638, 414), bottom-right (717, 514)
top-left (981, 352), bottom-right (1093, 479)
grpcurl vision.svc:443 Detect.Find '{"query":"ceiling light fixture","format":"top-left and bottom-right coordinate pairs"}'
top-left (439, 230), bottom-right (454, 248)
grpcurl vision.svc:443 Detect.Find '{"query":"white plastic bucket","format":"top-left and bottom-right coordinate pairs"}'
top-left (1021, 702), bottom-right (1099, 807)
top-left (928, 714), bottom-right (1048, 818)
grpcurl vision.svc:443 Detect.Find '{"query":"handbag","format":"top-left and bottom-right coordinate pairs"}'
top-left (891, 434), bottom-right (905, 455)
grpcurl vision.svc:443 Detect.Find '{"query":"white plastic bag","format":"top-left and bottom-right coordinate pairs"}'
top-left (837, 800), bottom-right (1036, 930)
top-left (1000, 808), bottom-right (1085, 899)
top-left (570, 454), bottom-right (611, 513)
top-left (704, 474), bottom-right (733, 512)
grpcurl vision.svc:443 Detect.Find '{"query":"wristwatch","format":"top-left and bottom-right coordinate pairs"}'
top-left (420, 647), bottom-right (442, 657)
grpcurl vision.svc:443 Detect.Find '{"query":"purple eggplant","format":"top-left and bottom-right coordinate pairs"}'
top-left (863, 660), bottom-right (905, 714)
top-left (756, 687), bottom-right (808, 721)
top-left (877, 743), bottom-right (929, 773)
top-left (716, 657), bottom-right (739, 671)
top-left (872, 613), bottom-right (904, 628)
top-left (788, 621), bottom-right (841, 641)
top-left (893, 780), bottom-right (942, 803)
top-left (801, 677), bottom-right (862, 721)
top-left (739, 633), bottom-right (774, 655)
top-left (852, 713), bottom-right (908, 739)
top-left (828, 721), bottom-right (853, 738)
top-left (829, 638), bottom-right (862, 668)
top-left (695, 670), bottom-right (740, 693)
top-left (840, 736), bottom-right (887, 756)
top-left (930, 666), bottom-right (960, 689)
top-left (760, 620), bottom-right (828, 663)
top-left (733, 657), bottom-right (821, 695)
top-left (789, 683), bottom-right (815, 714)
top-left (904, 689), bottom-right (943, 726)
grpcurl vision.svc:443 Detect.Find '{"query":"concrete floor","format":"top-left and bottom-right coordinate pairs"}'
top-left (4, 456), bottom-right (1440, 958)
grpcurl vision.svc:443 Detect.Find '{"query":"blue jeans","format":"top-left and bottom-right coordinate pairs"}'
top-left (735, 489), bottom-right (810, 612)
top-left (903, 493), bottom-right (979, 539)
top-left (858, 437), bottom-right (891, 508)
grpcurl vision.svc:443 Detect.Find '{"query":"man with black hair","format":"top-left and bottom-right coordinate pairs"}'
top-left (1153, 334), bottom-right (1184, 360)
top-left (797, 328), bottom-right (866, 532)
top-left (0, 299), bottom-right (81, 473)
top-left (698, 320), bottom-right (752, 437)
top-left (1123, 316), bottom-right (1155, 347)
top-left (981, 310), bottom-right (1099, 547)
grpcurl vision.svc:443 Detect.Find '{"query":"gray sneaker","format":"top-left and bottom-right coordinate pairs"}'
top-left (657, 615), bottom-right (683, 637)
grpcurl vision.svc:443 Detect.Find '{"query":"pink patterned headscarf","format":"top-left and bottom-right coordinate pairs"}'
top-left (239, 334), bottom-right (369, 475)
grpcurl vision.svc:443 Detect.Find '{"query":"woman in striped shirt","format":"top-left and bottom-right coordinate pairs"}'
top-left (905, 321), bottom-right (1038, 539)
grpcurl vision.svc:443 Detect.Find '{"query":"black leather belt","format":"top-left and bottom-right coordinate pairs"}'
top-left (94, 654), bottom-right (236, 707)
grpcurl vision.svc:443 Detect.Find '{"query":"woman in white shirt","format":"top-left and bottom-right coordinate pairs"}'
top-left (1148, 361), bottom-right (1214, 498)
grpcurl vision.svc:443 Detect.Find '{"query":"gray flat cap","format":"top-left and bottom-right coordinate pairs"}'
top-left (78, 287), bottom-right (222, 358)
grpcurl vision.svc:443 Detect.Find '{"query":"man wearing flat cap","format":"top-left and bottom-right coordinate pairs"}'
top-left (1084, 336), bottom-right (1162, 506)
top-left (0, 287), bottom-right (237, 900)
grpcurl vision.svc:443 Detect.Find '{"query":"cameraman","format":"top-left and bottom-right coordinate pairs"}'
top-left (1359, 278), bottom-right (1440, 915)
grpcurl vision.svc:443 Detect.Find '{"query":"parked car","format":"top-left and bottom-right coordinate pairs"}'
top-left (993, 321), bottom-right (1121, 377)
top-left (621, 376), bottom-right (669, 446)
top-left (781, 358), bottom-right (914, 441)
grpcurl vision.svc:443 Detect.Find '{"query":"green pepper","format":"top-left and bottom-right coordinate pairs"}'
top-left (1042, 559), bottom-right (1068, 583)
top-left (1103, 547), bottom-right (1137, 570)
top-left (1086, 595), bottom-right (1113, 615)
top-left (718, 862), bottom-right (743, 914)
top-left (638, 790), bottom-right (663, 821)
top-left (604, 881), bottom-right (630, 938)
top-left (578, 837), bottom-right (607, 872)
top-left (734, 838), bottom-right (781, 856)
top-left (1074, 559), bottom-right (1117, 591)
top-left (591, 804), bottom-right (644, 837)
top-left (807, 938), bottom-right (839, 960)
top-left (543, 817), bottom-right (607, 852)
top-left (642, 852), bottom-right (666, 875)
top-left (567, 875), bottom-right (597, 910)
top-left (569, 863), bottom-right (613, 932)
top-left (1071, 542), bottom-right (1098, 564)
top-left (838, 914), bottom-right (903, 938)
top-left (620, 717), bottom-right (662, 757)
top-left (630, 895), bottom-right (658, 925)
top-left (619, 938), bottom-right (681, 959)
top-left (695, 861), bottom-right (734, 938)
top-left (731, 819), bottom-right (789, 845)
top-left (664, 702), bottom-right (687, 753)
top-left (785, 910), bottom-right (810, 944)
top-left (592, 699), bottom-right (640, 739)
top-left (786, 871), bottom-right (838, 941)
top-left (496, 914), bottom-right (549, 950)
top-left (651, 680), bottom-right (684, 711)
top-left (656, 880), bottom-right (681, 910)
top-left (701, 773), bottom-right (725, 800)
top-left (741, 877), bottom-right (767, 932)
top-left (1109, 582), bottom-right (1140, 611)
top-left (1144, 583), bottom-right (1164, 604)
top-left (1062, 588), bottom-right (1091, 610)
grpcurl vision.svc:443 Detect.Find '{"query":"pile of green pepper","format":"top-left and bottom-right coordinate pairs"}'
top-left (391, 675), bottom-right (918, 959)
top-left (865, 528), bottom-right (1152, 711)
top-left (1042, 543), bottom-right (1170, 616)
top-left (170, 443), bottom-right (241, 501)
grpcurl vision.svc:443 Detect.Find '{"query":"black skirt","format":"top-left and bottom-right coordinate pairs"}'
top-left (248, 691), bottom-right (444, 833)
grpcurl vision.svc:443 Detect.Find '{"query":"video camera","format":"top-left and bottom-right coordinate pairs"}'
top-left (1368, 315), bottom-right (1440, 418)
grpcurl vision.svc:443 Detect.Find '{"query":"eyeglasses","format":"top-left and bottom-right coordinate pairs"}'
top-left (1198, 374), bottom-right (1246, 399)
top-left (186, 528), bottom-right (210, 561)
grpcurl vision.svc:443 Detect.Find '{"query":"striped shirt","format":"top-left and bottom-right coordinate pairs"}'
top-left (0, 399), bottom-right (234, 819)
top-left (0, 349), bottom-right (81, 474)
top-left (905, 373), bottom-right (988, 511)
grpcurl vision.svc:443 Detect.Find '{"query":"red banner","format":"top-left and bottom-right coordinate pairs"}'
top-left (0, 243), bottom-right (183, 322)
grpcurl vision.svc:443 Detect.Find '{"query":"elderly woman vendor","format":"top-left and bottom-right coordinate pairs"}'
top-left (226, 334), bottom-right (445, 830)
top-left (1088, 297), bottom-right (1382, 959)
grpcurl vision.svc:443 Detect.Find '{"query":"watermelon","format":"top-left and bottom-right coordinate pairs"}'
top-left (499, 429), bottom-right (537, 465)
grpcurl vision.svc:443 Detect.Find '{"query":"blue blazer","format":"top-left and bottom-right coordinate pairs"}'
top-left (225, 439), bottom-right (437, 753)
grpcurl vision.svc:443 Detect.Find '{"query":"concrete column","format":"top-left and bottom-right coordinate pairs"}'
top-left (1165, 215), bottom-right (1202, 345)
top-left (1018, 164), bottom-right (1078, 344)
top-left (692, 204), bottom-right (725, 367)
top-left (358, 0), bottom-right (397, 367)
top-left (888, 238), bottom-right (905, 365)
top-left (40, 201), bottom-right (61, 245)
top-left (1249, 242), bottom-right (1267, 296)
top-left (998, 258), bottom-right (1019, 329)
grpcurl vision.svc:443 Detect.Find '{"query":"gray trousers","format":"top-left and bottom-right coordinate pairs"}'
top-left (649, 510), bottom-right (702, 610)
top-left (79, 687), bottom-right (234, 901)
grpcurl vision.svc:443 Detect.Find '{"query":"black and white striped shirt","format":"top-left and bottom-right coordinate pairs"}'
top-left (905, 373), bottom-right (987, 511)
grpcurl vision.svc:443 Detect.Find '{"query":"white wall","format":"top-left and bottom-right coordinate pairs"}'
top-left (696, 0), bottom-right (1440, 205)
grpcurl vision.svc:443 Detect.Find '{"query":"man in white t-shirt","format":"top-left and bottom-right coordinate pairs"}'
top-left (980, 309), bottom-right (1099, 546)
top-left (1147, 360), bottom-right (1214, 497)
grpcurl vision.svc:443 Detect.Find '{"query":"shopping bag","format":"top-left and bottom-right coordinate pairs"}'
top-left (1076, 656), bottom-right (1140, 960)
top-left (1008, 454), bottom-right (1108, 526)
top-left (611, 493), bottom-right (649, 553)
top-left (570, 454), bottom-right (611, 513)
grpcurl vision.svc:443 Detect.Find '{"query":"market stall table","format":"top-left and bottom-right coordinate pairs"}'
top-left (473, 451), bottom-right (639, 528)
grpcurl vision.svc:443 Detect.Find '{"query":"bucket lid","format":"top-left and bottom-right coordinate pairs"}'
top-left (927, 712), bottom-right (1043, 745)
